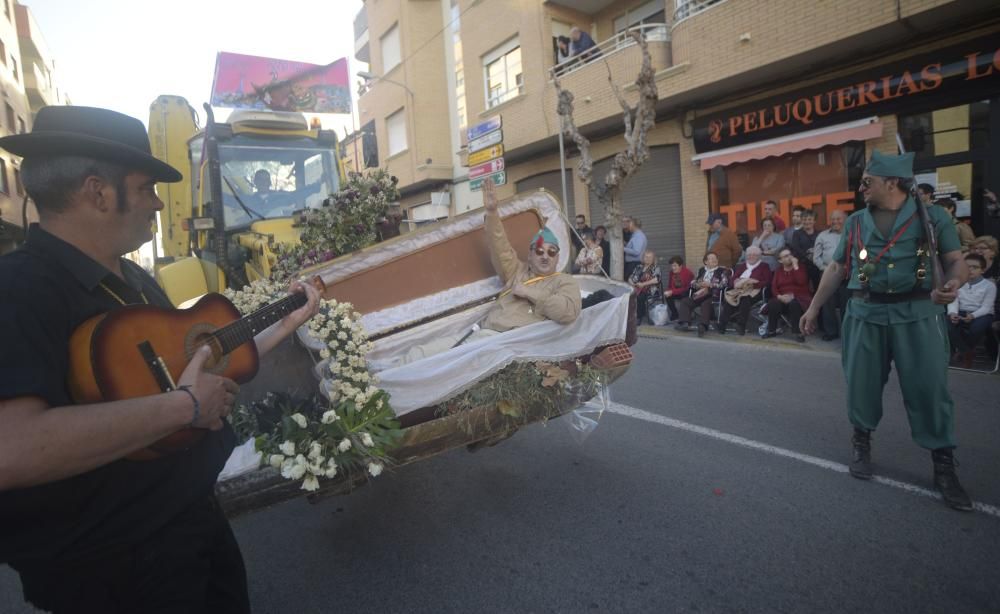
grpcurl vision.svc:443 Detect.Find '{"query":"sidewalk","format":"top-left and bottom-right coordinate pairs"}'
top-left (638, 322), bottom-right (843, 353)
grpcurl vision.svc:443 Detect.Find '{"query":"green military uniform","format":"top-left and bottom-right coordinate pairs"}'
top-left (833, 162), bottom-right (962, 450)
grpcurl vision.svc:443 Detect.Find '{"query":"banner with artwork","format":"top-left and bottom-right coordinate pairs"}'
top-left (211, 52), bottom-right (351, 114)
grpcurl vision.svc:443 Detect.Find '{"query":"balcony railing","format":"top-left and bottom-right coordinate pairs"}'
top-left (551, 23), bottom-right (670, 79)
top-left (673, 0), bottom-right (727, 24)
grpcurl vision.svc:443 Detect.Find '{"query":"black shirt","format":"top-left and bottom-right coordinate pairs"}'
top-left (0, 225), bottom-right (235, 566)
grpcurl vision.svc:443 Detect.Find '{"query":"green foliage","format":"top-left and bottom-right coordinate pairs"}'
top-left (272, 169), bottom-right (400, 282)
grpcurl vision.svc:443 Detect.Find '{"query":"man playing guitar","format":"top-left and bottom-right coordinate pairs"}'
top-left (0, 106), bottom-right (319, 613)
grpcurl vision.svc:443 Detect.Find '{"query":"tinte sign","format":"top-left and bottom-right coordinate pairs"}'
top-left (693, 36), bottom-right (1000, 153)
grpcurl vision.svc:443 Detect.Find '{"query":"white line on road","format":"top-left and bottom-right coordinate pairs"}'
top-left (606, 402), bottom-right (1000, 519)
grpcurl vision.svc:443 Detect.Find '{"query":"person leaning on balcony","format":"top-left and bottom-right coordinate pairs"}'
top-left (569, 27), bottom-right (601, 62)
top-left (705, 213), bottom-right (742, 269)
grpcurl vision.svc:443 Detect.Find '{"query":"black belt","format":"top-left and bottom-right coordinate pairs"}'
top-left (852, 289), bottom-right (931, 304)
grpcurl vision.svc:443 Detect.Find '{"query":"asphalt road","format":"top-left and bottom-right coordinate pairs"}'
top-left (3, 332), bottom-right (998, 613)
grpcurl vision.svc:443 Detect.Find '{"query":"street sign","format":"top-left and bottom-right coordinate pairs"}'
top-left (469, 171), bottom-right (506, 191)
top-left (468, 129), bottom-right (503, 153)
top-left (467, 116), bottom-right (501, 142)
top-left (468, 144), bottom-right (504, 166)
top-left (469, 157), bottom-right (505, 179)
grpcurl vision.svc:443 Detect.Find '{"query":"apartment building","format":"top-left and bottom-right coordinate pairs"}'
top-left (355, 0), bottom-right (1000, 266)
top-left (0, 1), bottom-right (68, 253)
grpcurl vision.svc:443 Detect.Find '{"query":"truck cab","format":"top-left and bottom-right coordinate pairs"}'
top-left (149, 96), bottom-right (343, 305)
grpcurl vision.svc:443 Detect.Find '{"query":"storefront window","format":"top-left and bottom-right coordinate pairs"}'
top-left (709, 143), bottom-right (866, 236)
top-left (899, 100), bottom-right (990, 162)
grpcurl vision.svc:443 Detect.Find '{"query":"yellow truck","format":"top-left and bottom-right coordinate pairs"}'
top-left (148, 95), bottom-right (345, 305)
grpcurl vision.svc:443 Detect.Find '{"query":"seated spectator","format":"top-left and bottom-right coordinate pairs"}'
top-left (675, 252), bottom-right (731, 337)
top-left (569, 27), bottom-right (601, 62)
top-left (970, 235), bottom-right (998, 279)
top-left (629, 249), bottom-right (663, 324)
top-left (937, 198), bottom-right (976, 248)
top-left (789, 209), bottom-right (821, 288)
top-left (947, 253), bottom-right (997, 368)
top-left (763, 248), bottom-right (812, 342)
top-left (813, 209), bottom-right (847, 340)
top-left (717, 246), bottom-right (772, 336)
top-left (663, 255), bottom-right (694, 322)
top-left (751, 218), bottom-right (784, 270)
top-left (574, 231), bottom-right (604, 275)
top-left (594, 225), bottom-right (611, 274)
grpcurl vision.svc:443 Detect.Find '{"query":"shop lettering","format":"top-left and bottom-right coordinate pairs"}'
top-left (717, 192), bottom-right (855, 233)
top-left (712, 46), bottom-right (995, 143)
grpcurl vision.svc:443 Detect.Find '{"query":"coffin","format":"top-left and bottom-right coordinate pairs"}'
top-left (217, 189), bottom-right (637, 516)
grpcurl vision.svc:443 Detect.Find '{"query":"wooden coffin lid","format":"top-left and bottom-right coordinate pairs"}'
top-left (300, 190), bottom-right (568, 317)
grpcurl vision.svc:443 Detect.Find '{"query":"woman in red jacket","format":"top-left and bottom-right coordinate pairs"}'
top-left (662, 255), bottom-right (694, 321)
top-left (764, 247), bottom-right (813, 342)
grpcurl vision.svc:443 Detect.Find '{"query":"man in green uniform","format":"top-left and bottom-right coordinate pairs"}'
top-left (801, 150), bottom-right (972, 511)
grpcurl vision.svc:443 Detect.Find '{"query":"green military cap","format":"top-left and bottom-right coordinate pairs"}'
top-left (865, 150), bottom-right (914, 178)
top-left (530, 227), bottom-right (559, 249)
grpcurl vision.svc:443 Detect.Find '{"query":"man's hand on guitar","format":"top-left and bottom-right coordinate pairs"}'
top-left (285, 278), bottom-right (321, 329)
top-left (176, 346), bottom-right (240, 431)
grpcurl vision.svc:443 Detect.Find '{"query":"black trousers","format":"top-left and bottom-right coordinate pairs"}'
top-left (17, 495), bottom-right (250, 614)
top-left (820, 282), bottom-right (848, 336)
top-left (719, 295), bottom-right (759, 332)
top-left (766, 298), bottom-right (804, 334)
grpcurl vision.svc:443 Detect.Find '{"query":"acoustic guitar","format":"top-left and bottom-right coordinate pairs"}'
top-left (67, 280), bottom-right (322, 460)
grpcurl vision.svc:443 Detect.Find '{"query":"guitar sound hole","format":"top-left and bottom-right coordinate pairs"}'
top-left (185, 324), bottom-right (230, 375)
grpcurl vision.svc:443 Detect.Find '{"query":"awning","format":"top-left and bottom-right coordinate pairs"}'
top-left (693, 117), bottom-right (882, 171)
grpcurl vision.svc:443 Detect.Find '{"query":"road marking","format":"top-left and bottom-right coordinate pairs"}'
top-left (606, 402), bottom-right (1000, 518)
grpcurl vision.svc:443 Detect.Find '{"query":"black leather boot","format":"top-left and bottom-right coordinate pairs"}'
top-left (932, 449), bottom-right (973, 512)
top-left (849, 428), bottom-right (873, 480)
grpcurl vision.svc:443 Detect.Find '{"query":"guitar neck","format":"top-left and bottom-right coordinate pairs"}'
top-left (213, 292), bottom-right (307, 355)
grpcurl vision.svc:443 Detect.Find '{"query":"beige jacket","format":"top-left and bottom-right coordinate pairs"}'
top-left (480, 211), bottom-right (582, 332)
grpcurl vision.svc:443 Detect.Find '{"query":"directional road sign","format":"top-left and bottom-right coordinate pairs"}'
top-left (469, 157), bottom-right (505, 179)
top-left (468, 129), bottom-right (503, 153)
top-left (467, 116), bottom-right (502, 142)
top-left (469, 171), bottom-right (507, 191)
top-left (468, 144), bottom-right (504, 166)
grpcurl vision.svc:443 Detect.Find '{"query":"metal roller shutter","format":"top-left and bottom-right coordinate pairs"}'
top-left (588, 144), bottom-right (685, 262)
top-left (516, 169), bottom-right (575, 220)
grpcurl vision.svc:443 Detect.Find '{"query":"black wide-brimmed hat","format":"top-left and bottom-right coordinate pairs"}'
top-left (0, 106), bottom-right (182, 183)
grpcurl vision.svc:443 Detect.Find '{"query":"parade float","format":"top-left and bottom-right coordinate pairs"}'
top-left (213, 173), bottom-right (637, 516)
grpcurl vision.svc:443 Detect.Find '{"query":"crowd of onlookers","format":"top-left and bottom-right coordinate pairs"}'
top-left (568, 190), bottom-right (999, 366)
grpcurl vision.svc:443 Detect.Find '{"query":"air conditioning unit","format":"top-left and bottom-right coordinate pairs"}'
top-left (430, 191), bottom-right (450, 206)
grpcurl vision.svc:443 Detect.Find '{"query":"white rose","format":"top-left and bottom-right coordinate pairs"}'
top-left (340, 317), bottom-right (351, 327)
top-left (337, 438), bottom-right (352, 453)
top-left (337, 331), bottom-right (348, 341)
top-left (324, 461), bottom-right (338, 478)
top-left (320, 348), bottom-right (331, 360)
top-left (308, 441), bottom-right (323, 460)
top-left (269, 454), bottom-right (285, 469)
top-left (301, 474), bottom-right (320, 492)
top-left (291, 413), bottom-right (308, 429)
top-left (279, 440), bottom-right (296, 456)
top-left (367, 462), bottom-right (383, 477)
top-left (361, 432), bottom-right (374, 447)
top-left (321, 409), bottom-right (339, 424)
top-left (354, 392), bottom-right (365, 405)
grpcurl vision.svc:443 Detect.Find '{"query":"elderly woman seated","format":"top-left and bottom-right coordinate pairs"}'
top-left (717, 246), bottom-right (772, 335)
top-left (628, 248), bottom-right (663, 324)
top-left (675, 252), bottom-right (730, 337)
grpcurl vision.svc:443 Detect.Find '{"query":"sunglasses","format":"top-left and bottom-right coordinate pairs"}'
top-left (534, 247), bottom-right (559, 258)
top-left (859, 177), bottom-right (877, 188)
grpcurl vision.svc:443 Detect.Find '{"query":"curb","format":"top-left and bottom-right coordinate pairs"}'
top-left (637, 324), bottom-right (843, 353)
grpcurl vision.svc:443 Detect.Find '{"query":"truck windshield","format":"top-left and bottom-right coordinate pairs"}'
top-left (216, 134), bottom-right (340, 229)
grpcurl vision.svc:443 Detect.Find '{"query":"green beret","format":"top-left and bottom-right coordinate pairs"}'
top-left (865, 150), bottom-right (914, 178)
top-left (530, 227), bottom-right (559, 249)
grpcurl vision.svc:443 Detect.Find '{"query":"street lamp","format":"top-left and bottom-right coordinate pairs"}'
top-left (357, 70), bottom-right (415, 97)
